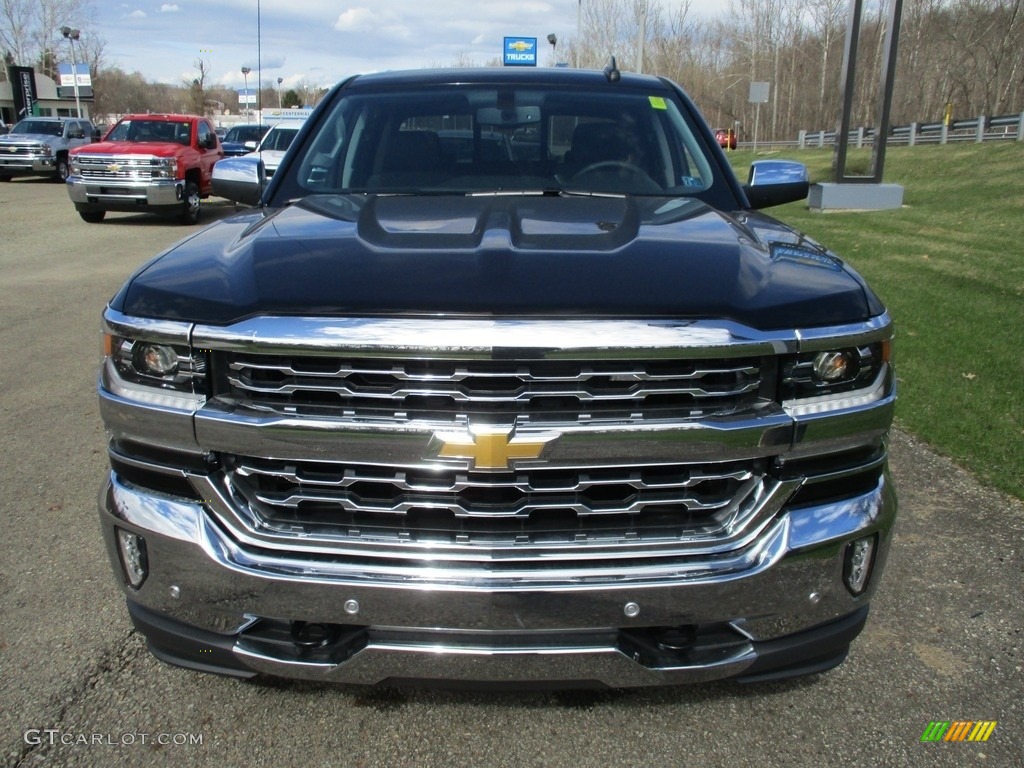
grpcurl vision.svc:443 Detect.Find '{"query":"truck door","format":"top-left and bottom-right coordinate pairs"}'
top-left (197, 119), bottom-right (223, 191)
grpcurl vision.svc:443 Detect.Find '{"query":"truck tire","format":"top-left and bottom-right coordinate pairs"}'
top-left (54, 155), bottom-right (70, 182)
top-left (179, 179), bottom-right (201, 224)
top-left (79, 210), bottom-right (106, 223)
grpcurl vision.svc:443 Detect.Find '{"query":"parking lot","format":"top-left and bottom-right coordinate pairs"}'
top-left (1, 179), bottom-right (1021, 767)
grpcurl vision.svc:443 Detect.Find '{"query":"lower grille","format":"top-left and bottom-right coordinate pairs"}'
top-left (224, 455), bottom-right (768, 551)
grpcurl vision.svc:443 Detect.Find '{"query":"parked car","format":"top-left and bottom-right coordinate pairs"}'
top-left (247, 122), bottom-right (303, 178)
top-left (99, 65), bottom-right (896, 688)
top-left (715, 128), bottom-right (738, 150)
top-left (220, 123), bottom-right (271, 156)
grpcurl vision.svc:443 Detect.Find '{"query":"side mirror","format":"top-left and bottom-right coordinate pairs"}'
top-left (744, 160), bottom-right (809, 209)
top-left (212, 155), bottom-right (264, 206)
top-left (204, 134), bottom-right (219, 150)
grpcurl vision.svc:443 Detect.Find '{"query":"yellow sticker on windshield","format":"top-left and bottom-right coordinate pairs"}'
top-left (649, 96), bottom-right (667, 110)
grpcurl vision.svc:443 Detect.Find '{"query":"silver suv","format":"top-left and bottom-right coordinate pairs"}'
top-left (0, 117), bottom-right (95, 181)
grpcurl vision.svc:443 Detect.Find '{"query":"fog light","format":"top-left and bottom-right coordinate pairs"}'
top-left (116, 528), bottom-right (149, 588)
top-left (843, 534), bottom-right (877, 595)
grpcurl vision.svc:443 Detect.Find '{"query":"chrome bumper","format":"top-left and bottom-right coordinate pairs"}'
top-left (67, 176), bottom-right (183, 207)
top-left (0, 155), bottom-right (54, 172)
top-left (100, 469), bottom-right (895, 686)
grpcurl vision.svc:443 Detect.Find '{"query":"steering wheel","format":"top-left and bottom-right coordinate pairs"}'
top-left (569, 160), bottom-right (661, 192)
top-left (573, 160), bottom-right (647, 178)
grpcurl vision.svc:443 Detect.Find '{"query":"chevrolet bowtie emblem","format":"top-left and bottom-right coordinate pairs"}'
top-left (433, 426), bottom-right (557, 470)
top-left (107, 163), bottom-right (122, 172)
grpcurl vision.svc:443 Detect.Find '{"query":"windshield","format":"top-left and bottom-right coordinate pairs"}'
top-left (12, 120), bottom-right (63, 136)
top-left (225, 125), bottom-right (267, 143)
top-left (285, 84), bottom-right (715, 197)
top-left (106, 119), bottom-right (192, 145)
top-left (260, 126), bottom-right (300, 151)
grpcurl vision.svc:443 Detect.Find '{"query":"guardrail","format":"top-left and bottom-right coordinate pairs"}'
top-left (790, 112), bottom-right (1024, 149)
top-left (736, 112), bottom-right (1024, 150)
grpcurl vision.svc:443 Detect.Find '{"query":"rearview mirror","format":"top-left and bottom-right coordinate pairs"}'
top-left (476, 106), bottom-right (540, 127)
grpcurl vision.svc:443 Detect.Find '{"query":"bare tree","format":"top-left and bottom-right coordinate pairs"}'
top-left (184, 58), bottom-right (210, 115)
top-left (1, 0), bottom-right (101, 76)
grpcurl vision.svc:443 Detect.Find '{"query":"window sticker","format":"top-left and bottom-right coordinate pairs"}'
top-left (648, 96), bottom-right (667, 110)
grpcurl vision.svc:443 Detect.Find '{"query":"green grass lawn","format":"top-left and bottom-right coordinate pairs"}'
top-left (728, 143), bottom-right (1024, 500)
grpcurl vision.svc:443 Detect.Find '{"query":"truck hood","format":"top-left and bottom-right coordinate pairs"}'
top-left (0, 133), bottom-right (59, 144)
top-left (74, 140), bottom-right (181, 156)
top-left (114, 194), bottom-right (880, 330)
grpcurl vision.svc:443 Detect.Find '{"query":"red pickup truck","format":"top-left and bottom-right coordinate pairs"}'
top-left (67, 113), bottom-right (223, 223)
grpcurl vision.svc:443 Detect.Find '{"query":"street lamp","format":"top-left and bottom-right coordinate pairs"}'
top-left (60, 26), bottom-right (82, 118)
top-left (547, 33), bottom-right (557, 65)
top-left (241, 66), bottom-right (251, 117)
top-left (277, 77), bottom-right (283, 108)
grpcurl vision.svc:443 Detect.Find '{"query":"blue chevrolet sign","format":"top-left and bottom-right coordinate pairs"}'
top-left (503, 37), bottom-right (537, 67)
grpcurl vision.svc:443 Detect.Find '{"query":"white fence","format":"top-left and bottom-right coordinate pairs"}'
top-left (743, 112), bottom-right (1024, 150)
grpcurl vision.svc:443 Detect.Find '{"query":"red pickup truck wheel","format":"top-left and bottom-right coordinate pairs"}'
top-left (179, 180), bottom-right (201, 224)
top-left (79, 209), bottom-right (105, 223)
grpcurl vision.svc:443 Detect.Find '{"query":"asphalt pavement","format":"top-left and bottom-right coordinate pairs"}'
top-left (1, 179), bottom-right (1020, 768)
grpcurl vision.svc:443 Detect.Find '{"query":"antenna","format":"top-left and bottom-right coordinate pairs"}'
top-left (603, 56), bottom-right (621, 83)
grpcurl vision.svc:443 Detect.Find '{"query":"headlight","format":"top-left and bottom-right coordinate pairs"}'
top-left (69, 156), bottom-right (82, 174)
top-left (40, 143), bottom-right (53, 156)
top-left (780, 341), bottom-right (891, 401)
top-left (152, 157), bottom-right (178, 178)
top-left (104, 333), bottom-right (206, 393)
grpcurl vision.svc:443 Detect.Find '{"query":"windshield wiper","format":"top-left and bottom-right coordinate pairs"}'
top-left (468, 187), bottom-right (627, 199)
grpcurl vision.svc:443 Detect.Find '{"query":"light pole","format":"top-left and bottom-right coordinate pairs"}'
top-left (277, 77), bottom-right (283, 108)
top-left (547, 33), bottom-right (557, 65)
top-left (60, 26), bottom-right (82, 118)
top-left (241, 66), bottom-right (251, 117)
top-left (576, 0), bottom-right (581, 67)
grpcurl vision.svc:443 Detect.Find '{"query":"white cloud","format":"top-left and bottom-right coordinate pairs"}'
top-left (128, 10), bottom-right (147, 18)
top-left (160, 4), bottom-right (180, 11)
top-left (334, 8), bottom-right (377, 31)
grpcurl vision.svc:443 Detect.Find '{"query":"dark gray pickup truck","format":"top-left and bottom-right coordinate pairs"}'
top-left (97, 65), bottom-right (896, 688)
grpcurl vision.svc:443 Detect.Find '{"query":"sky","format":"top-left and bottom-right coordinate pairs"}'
top-left (94, 0), bottom-right (721, 92)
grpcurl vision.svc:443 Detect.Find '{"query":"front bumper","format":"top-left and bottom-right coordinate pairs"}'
top-left (67, 176), bottom-right (183, 210)
top-left (100, 468), bottom-right (896, 687)
top-left (0, 155), bottom-right (55, 174)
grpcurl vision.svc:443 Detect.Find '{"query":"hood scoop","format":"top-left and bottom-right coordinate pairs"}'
top-left (355, 195), bottom-right (640, 252)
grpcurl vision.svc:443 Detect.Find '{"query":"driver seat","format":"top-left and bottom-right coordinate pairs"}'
top-left (563, 122), bottom-right (634, 175)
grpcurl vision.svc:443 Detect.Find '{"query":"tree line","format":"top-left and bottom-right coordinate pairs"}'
top-left (3, 0), bottom-right (1022, 139)
top-left (567, 0), bottom-right (1023, 139)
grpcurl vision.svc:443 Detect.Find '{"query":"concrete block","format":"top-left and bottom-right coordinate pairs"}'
top-left (808, 183), bottom-right (904, 211)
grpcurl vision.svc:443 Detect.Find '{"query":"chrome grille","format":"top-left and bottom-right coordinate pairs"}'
top-left (222, 354), bottom-right (764, 422)
top-left (74, 154), bottom-right (162, 180)
top-left (0, 144), bottom-right (42, 158)
top-left (224, 455), bottom-right (766, 551)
